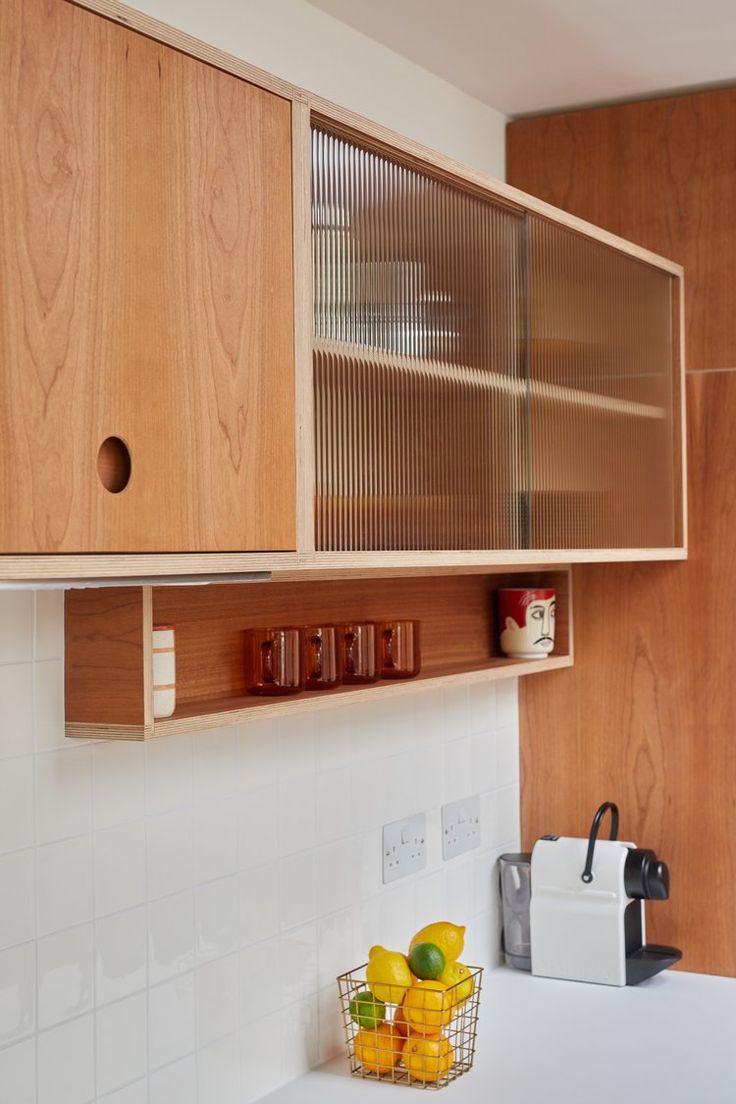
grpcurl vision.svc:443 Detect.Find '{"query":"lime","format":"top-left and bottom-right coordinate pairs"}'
top-left (408, 941), bottom-right (446, 980)
top-left (349, 989), bottom-right (387, 1029)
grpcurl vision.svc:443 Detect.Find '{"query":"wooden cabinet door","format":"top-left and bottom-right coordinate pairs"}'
top-left (0, 0), bottom-right (295, 553)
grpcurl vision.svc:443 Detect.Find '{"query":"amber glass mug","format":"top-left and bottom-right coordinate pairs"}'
top-left (244, 628), bottom-right (302, 696)
top-left (302, 625), bottom-right (341, 690)
top-left (339, 622), bottom-right (380, 685)
top-left (379, 620), bottom-right (421, 679)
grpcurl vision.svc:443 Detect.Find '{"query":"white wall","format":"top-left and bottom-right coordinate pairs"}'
top-left (0, 3), bottom-right (513, 1102)
top-left (0, 591), bottom-right (520, 1104)
top-left (123, 0), bottom-right (507, 180)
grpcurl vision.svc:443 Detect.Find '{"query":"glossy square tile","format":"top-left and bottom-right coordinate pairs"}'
top-left (94, 822), bottom-right (146, 917)
top-left (497, 783), bottom-right (521, 844)
top-left (93, 741), bottom-right (145, 829)
top-left (315, 768), bottom-right (353, 843)
top-left (239, 863), bottom-right (279, 946)
top-left (148, 890), bottom-right (195, 985)
top-left (316, 909), bottom-right (352, 990)
top-left (0, 664), bottom-right (34, 760)
top-left (444, 856), bottom-right (474, 919)
top-left (316, 838), bottom-right (355, 916)
top-left (194, 727), bottom-right (239, 803)
top-left (148, 973), bottom-right (196, 1069)
top-left (99, 1080), bottom-right (148, 1104)
top-left (34, 591), bottom-right (64, 662)
top-left (278, 776), bottom-right (316, 857)
top-left (278, 714), bottom-right (316, 781)
top-left (442, 735), bottom-right (472, 803)
top-left (415, 869), bottom-right (446, 925)
top-left (37, 923), bottom-right (93, 1029)
top-left (0, 849), bottom-right (35, 950)
top-left (470, 729), bottom-right (498, 793)
top-left (381, 750), bottom-right (416, 825)
top-left (0, 756), bottom-right (34, 854)
top-left (194, 795), bottom-right (239, 883)
top-left (238, 785), bottom-right (279, 871)
top-left (95, 906), bottom-right (147, 1006)
top-left (496, 722), bottom-right (520, 787)
top-left (496, 679), bottom-right (518, 727)
top-left (238, 719), bottom-right (280, 793)
top-left (0, 1036), bottom-right (35, 1104)
top-left (33, 660), bottom-right (67, 753)
top-left (145, 733), bottom-right (193, 814)
top-left (279, 851), bottom-right (318, 931)
top-left (149, 1054), bottom-right (197, 1104)
top-left (35, 747), bottom-right (92, 845)
top-left (442, 684), bottom-right (471, 738)
top-left (468, 680), bottom-right (498, 735)
top-left (279, 922), bottom-right (318, 1006)
top-left (195, 875), bottom-right (239, 962)
top-left (240, 937), bottom-right (281, 1023)
top-left (36, 835), bottom-right (93, 937)
top-left (198, 1031), bottom-right (241, 1104)
top-left (196, 953), bottom-right (239, 1047)
top-left (240, 1010), bottom-right (283, 1104)
top-left (0, 591), bottom-right (33, 663)
top-left (281, 995), bottom-right (318, 1082)
top-left (96, 991), bottom-right (147, 1096)
top-left (146, 807), bottom-right (194, 901)
top-left (317, 984), bottom-right (343, 1064)
top-left (37, 1012), bottom-right (94, 1104)
top-left (0, 942), bottom-right (35, 1045)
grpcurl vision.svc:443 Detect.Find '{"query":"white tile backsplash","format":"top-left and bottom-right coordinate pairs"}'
top-left (0, 589), bottom-right (520, 1102)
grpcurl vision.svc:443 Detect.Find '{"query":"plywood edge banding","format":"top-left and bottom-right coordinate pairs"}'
top-left (65, 722), bottom-right (149, 740)
top-left (152, 656), bottom-right (574, 738)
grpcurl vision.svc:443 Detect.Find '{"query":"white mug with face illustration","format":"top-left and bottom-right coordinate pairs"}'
top-left (498, 588), bottom-right (556, 660)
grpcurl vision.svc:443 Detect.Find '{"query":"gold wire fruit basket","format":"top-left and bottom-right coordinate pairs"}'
top-left (337, 963), bottom-right (483, 1090)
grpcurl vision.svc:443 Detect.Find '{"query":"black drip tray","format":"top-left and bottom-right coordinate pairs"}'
top-left (626, 944), bottom-right (682, 986)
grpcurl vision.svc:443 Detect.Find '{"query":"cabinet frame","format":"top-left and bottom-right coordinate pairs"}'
top-left (0, 0), bottom-right (685, 583)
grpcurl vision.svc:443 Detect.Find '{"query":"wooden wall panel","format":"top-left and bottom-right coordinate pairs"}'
top-left (509, 92), bottom-right (736, 976)
top-left (0, 0), bottom-right (295, 553)
top-left (508, 89), bottom-right (736, 372)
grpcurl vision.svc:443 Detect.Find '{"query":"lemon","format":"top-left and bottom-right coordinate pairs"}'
top-left (408, 942), bottom-right (445, 980)
top-left (409, 922), bottom-right (465, 964)
top-left (402, 1034), bottom-right (454, 1083)
top-left (366, 946), bottom-right (413, 1004)
top-left (440, 961), bottom-right (474, 1007)
top-left (354, 1024), bottom-right (403, 1074)
top-left (403, 980), bottom-right (451, 1035)
top-left (349, 989), bottom-right (386, 1029)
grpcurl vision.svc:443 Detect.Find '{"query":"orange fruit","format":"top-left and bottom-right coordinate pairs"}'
top-left (353, 1024), bottom-right (403, 1074)
top-left (402, 1034), bottom-right (454, 1083)
top-left (393, 1001), bottom-right (410, 1038)
top-left (403, 980), bottom-right (451, 1035)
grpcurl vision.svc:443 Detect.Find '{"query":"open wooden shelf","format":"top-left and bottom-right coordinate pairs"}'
top-left (65, 568), bottom-right (572, 739)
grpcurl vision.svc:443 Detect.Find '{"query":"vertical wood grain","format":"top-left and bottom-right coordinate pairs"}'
top-left (0, 0), bottom-right (296, 552)
top-left (509, 92), bottom-right (736, 977)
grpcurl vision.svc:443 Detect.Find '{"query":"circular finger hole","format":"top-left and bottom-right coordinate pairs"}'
top-left (97, 436), bottom-right (131, 494)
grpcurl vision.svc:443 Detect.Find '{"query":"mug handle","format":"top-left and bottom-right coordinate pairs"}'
top-left (260, 639), bottom-right (275, 685)
top-left (383, 626), bottom-right (395, 670)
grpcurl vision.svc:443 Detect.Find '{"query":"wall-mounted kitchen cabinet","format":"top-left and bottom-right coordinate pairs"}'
top-left (0, 0), bottom-right (295, 562)
top-left (0, 0), bottom-right (684, 583)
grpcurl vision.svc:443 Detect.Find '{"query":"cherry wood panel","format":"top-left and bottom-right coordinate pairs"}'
top-left (508, 88), bottom-right (736, 372)
top-left (65, 587), bottom-right (150, 728)
top-left (0, 0), bottom-right (295, 552)
top-left (509, 94), bottom-right (736, 976)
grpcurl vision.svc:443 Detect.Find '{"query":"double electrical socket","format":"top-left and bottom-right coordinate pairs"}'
top-left (441, 795), bottom-right (481, 860)
top-left (382, 812), bottom-right (427, 884)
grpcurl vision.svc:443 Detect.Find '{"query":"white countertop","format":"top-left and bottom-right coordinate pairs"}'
top-left (260, 966), bottom-right (736, 1104)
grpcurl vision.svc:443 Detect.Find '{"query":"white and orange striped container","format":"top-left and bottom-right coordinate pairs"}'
top-left (152, 625), bottom-right (176, 719)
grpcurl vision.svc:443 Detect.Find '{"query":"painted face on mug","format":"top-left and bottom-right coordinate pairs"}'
top-left (500, 596), bottom-right (556, 658)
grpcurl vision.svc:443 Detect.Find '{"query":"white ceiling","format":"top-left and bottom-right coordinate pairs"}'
top-left (306, 0), bottom-right (736, 116)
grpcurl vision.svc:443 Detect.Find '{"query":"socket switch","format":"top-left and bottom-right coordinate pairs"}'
top-left (382, 813), bottom-right (427, 884)
top-left (442, 795), bottom-right (481, 860)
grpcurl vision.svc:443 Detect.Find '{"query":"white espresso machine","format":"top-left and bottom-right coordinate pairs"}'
top-left (529, 802), bottom-right (682, 986)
